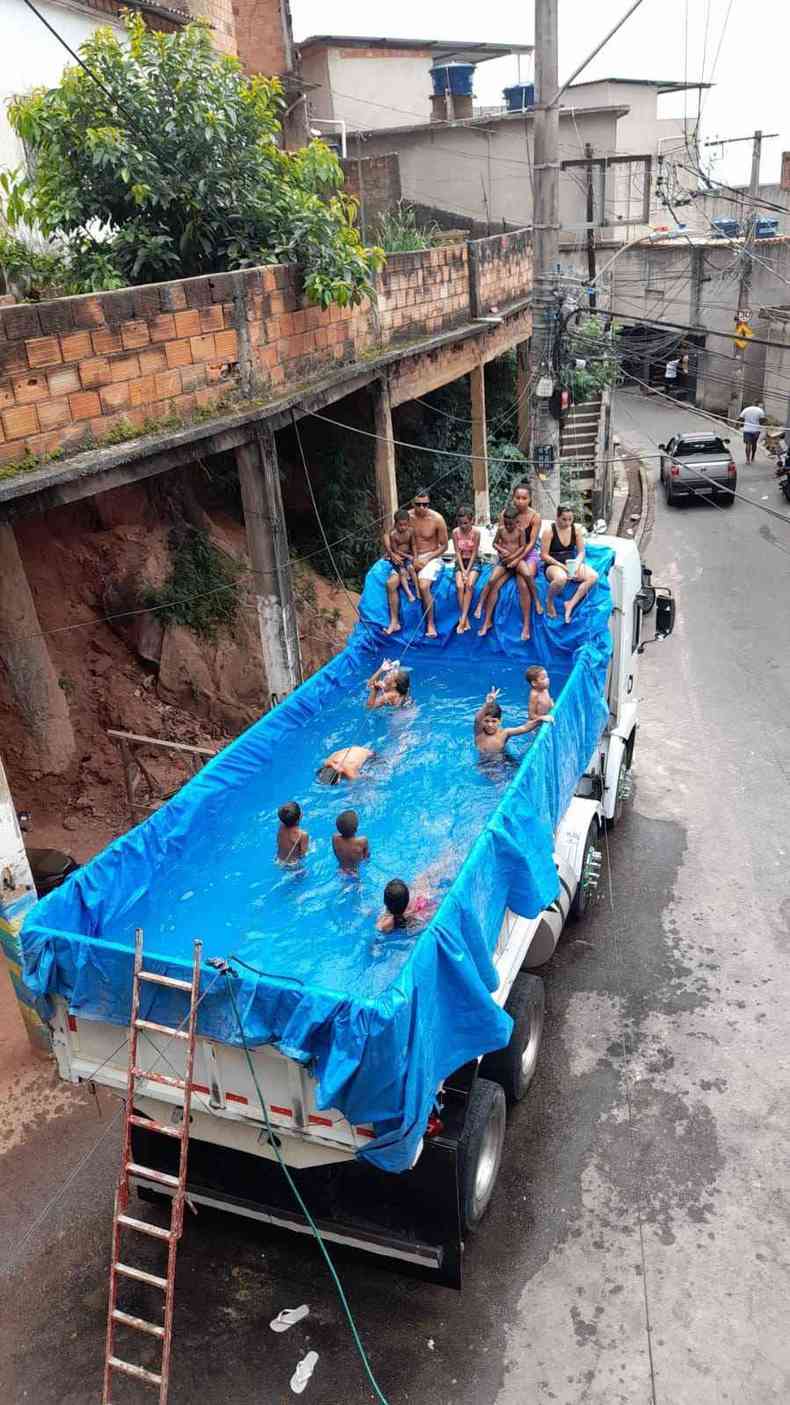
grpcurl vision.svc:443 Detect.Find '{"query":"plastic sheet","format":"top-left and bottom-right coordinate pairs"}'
top-left (21, 546), bottom-right (614, 1173)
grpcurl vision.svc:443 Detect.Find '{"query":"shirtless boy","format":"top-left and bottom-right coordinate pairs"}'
top-left (316, 746), bottom-right (375, 785)
top-left (473, 687), bottom-right (554, 755)
top-left (478, 508), bottom-right (526, 638)
top-left (387, 489), bottom-right (447, 639)
top-left (276, 801), bottom-right (309, 862)
top-left (332, 810), bottom-right (370, 874)
top-left (383, 509), bottom-right (417, 627)
top-left (526, 665), bottom-right (554, 720)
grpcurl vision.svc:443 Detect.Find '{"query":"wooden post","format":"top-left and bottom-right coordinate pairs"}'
top-left (237, 428), bottom-right (301, 705)
top-left (470, 363), bottom-right (490, 523)
top-left (371, 378), bottom-right (398, 528)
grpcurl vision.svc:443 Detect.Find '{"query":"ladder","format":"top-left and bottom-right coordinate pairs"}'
top-left (102, 929), bottom-right (203, 1405)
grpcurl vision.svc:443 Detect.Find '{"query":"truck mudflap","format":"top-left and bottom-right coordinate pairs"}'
top-left (130, 1116), bottom-right (465, 1290)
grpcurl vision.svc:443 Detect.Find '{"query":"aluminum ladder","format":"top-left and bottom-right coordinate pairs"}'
top-left (101, 929), bottom-right (202, 1405)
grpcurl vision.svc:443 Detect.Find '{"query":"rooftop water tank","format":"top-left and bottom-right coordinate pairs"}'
top-left (431, 63), bottom-right (475, 98)
top-left (503, 83), bottom-right (535, 112)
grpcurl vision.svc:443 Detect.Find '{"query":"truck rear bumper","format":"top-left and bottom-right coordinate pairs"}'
top-left (131, 1116), bottom-right (464, 1289)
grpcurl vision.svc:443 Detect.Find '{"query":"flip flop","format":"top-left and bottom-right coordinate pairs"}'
top-left (290, 1350), bottom-right (319, 1394)
top-left (270, 1304), bottom-right (310, 1333)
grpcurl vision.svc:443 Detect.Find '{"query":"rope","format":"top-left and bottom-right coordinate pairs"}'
top-left (291, 410), bottom-right (360, 618)
top-left (223, 970), bottom-right (390, 1405)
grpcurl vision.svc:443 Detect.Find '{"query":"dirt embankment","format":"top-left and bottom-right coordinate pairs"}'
top-left (0, 473), bottom-right (357, 861)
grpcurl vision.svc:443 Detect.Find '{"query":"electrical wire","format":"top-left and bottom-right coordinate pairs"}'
top-left (223, 969), bottom-right (390, 1405)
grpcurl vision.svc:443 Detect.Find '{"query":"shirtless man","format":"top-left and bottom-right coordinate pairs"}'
top-left (526, 665), bottom-right (554, 720)
top-left (316, 746), bottom-right (375, 785)
top-left (474, 688), bottom-right (554, 756)
top-left (401, 489), bottom-right (448, 639)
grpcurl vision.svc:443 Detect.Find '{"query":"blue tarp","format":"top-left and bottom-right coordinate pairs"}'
top-left (21, 547), bottom-right (613, 1173)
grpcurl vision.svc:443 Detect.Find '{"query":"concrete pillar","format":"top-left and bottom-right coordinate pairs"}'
top-left (0, 523), bottom-right (75, 775)
top-left (0, 754), bottom-right (50, 1057)
top-left (470, 364), bottom-right (490, 523)
top-left (516, 340), bottom-right (530, 454)
top-left (371, 378), bottom-right (399, 526)
top-left (237, 428), bottom-right (301, 705)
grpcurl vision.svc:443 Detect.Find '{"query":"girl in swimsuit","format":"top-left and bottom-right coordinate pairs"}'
top-left (540, 505), bottom-right (599, 624)
top-left (475, 481), bottom-right (543, 640)
top-left (451, 504), bottom-right (481, 634)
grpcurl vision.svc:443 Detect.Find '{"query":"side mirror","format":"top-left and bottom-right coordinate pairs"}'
top-left (723, 437), bottom-right (730, 444)
top-left (656, 592), bottom-right (675, 638)
top-left (657, 443), bottom-right (666, 452)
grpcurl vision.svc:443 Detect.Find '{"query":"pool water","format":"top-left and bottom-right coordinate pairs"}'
top-left (115, 655), bottom-right (570, 1000)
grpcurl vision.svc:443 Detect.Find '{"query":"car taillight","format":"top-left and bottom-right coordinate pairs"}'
top-left (426, 1112), bottom-right (445, 1138)
top-left (670, 464), bottom-right (680, 477)
top-left (727, 461), bottom-right (736, 475)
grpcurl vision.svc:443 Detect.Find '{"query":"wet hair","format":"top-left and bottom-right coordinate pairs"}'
top-left (394, 507), bottom-right (410, 525)
top-left (525, 665), bottom-right (545, 685)
top-left (513, 480), bottom-right (532, 496)
top-left (557, 504), bottom-right (575, 519)
top-left (336, 809), bottom-right (358, 838)
top-left (487, 701), bottom-right (503, 719)
top-left (383, 878), bottom-right (410, 918)
top-left (457, 504), bottom-right (473, 521)
top-left (392, 668), bottom-right (410, 697)
top-left (278, 801), bottom-right (301, 827)
top-left (502, 507), bottom-right (518, 524)
top-left (316, 765), bottom-right (341, 786)
top-left (475, 700), bottom-right (502, 734)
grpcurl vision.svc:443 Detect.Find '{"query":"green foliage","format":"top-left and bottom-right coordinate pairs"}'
top-left (6, 17), bottom-right (383, 303)
top-left (145, 527), bottom-right (241, 638)
top-left (377, 203), bottom-right (437, 253)
top-left (565, 314), bottom-right (621, 401)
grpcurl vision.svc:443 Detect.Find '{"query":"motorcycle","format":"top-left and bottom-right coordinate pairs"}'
top-left (17, 810), bottom-right (79, 897)
top-left (777, 462), bottom-right (790, 504)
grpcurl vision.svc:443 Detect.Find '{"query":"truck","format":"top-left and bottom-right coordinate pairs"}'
top-left (23, 533), bottom-right (674, 1290)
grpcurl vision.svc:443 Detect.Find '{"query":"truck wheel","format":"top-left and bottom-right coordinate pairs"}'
top-left (664, 477), bottom-right (675, 506)
top-left (458, 1078), bottom-right (506, 1231)
top-left (569, 822), bottom-right (602, 920)
top-left (480, 974), bottom-right (545, 1104)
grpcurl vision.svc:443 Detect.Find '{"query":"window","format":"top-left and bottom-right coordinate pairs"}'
top-left (676, 437), bottom-right (727, 456)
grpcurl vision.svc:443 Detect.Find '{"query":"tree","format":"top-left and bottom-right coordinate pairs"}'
top-left (6, 16), bottom-right (383, 305)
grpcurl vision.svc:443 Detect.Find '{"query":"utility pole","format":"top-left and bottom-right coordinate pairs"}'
top-left (730, 130), bottom-right (764, 419)
top-left (529, 0), bottom-right (561, 513)
top-left (585, 143), bottom-right (597, 311)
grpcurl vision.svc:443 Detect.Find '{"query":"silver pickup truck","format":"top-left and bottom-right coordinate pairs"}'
top-left (659, 431), bottom-right (737, 506)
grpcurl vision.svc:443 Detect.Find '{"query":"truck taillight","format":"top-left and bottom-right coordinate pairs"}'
top-left (426, 1112), bottom-right (445, 1138)
top-left (670, 464), bottom-right (680, 477)
top-left (67, 1013), bottom-right (78, 1032)
top-left (727, 461), bottom-right (736, 475)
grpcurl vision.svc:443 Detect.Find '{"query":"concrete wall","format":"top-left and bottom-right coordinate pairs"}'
top-left (302, 44), bottom-right (433, 131)
top-left (340, 154), bottom-right (402, 243)
top-left (757, 312), bottom-right (790, 425)
top-left (354, 109), bottom-right (621, 235)
top-left (0, 0), bottom-right (126, 174)
top-left (0, 230), bottom-right (532, 468)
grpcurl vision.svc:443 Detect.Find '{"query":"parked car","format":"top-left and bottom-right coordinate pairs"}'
top-left (658, 432), bottom-right (736, 506)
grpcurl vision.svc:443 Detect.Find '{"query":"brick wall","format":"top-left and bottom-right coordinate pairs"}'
top-left (233, 0), bottom-right (290, 75)
top-left (471, 230), bottom-right (533, 317)
top-left (0, 237), bottom-right (529, 469)
top-left (341, 155), bottom-right (402, 241)
top-left (187, 0), bottom-right (237, 54)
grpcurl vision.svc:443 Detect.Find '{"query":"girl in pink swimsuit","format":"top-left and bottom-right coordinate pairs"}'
top-left (451, 504), bottom-right (481, 634)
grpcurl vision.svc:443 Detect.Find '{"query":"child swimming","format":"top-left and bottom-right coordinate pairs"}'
top-left (526, 665), bottom-right (554, 720)
top-left (316, 746), bottom-right (376, 785)
top-left (276, 801), bottom-right (308, 862)
top-left (332, 810), bottom-right (370, 875)
top-left (375, 879), bottom-right (437, 934)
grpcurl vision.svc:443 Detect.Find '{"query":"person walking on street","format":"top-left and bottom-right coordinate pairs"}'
top-left (664, 357), bottom-right (680, 397)
top-left (738, 403), bottom-right (765, 464)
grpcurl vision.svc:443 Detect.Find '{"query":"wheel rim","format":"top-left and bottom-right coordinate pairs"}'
top-left (472, 1097), bottom-right (505, 1221)
top-left (520, 1000), bottom-right (544, 1084)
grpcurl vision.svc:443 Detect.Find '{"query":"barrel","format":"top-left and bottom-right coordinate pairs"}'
top-left (503, 83), bottom-right (535, 111)
top-left (431, 64), bottom-right (475, 97)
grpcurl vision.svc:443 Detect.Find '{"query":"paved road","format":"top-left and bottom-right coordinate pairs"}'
top-left (3, 391), bottom-right (790, 1404)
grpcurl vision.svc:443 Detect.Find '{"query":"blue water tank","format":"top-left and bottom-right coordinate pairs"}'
top-left (756, 218), bottom-right (779, 239)
top-left (711, 217), bottom-right (741, 239)
top-left (431, 63), bottom-right (475, 97)
top-left (503, 83), bottom-right (535, 112)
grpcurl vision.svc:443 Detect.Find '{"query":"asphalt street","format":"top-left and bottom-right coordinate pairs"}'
top-left (2, 387), bottom-right (790, 1403)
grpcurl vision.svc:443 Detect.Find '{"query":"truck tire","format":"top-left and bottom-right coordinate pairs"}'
top-left (458, 1078), bottom-right (506, 1231)
top-left (569, 821), bottom-right (601, 920)
top-left (664, 477), bottom-right (675, 506)
top-left (480, 974), bottom-right (545, 1104)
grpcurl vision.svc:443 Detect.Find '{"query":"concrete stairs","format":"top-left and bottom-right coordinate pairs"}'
top-left (559, 396), bottom-right (601, 499)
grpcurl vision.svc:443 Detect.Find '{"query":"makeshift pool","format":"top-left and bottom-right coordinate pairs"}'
top-left (22, 550), bottom-right (614, 1170)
